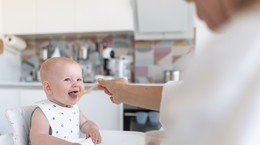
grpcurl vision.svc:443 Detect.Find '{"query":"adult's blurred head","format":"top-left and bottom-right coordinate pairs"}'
top-left (187, 0), bottom-right (258, 30)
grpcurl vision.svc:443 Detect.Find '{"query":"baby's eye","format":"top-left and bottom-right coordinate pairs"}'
top-left (64, 78), bottom-right (71, 82)
top-left (77, 78), bottom-right (82, 82)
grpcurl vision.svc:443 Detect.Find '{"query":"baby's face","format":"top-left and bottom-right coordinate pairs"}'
top-left (48, 62), bottom-right (84, 107)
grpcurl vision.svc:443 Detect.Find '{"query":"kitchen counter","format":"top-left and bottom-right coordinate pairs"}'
top-left (0, 82), bottom-right (164, 89)
top-left (0, 82), bottom-right (97, 89)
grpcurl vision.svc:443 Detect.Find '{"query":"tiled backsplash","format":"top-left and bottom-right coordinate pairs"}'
top-left (20, 33), bottom-right (194, 83)
top-left (20, 33), bottom-right (135, 82)
top-left (135, 39), bottom-right (195, 83)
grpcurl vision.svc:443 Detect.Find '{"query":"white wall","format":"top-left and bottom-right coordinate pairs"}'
top-left (0, 0), bottom-right (21, 82)
top-left (0, 0), bottom-right (2, 34)
top-left (0, 51), bottom-right (21, 82)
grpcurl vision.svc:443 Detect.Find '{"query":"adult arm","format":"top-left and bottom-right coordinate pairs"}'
top-left (97, 78), bottom-right (163, 111)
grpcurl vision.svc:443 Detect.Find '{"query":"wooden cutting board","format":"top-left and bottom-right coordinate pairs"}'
top-left (0, 39), bottom-right (3, 54)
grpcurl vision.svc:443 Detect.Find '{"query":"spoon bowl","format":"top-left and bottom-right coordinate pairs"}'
top-left (75, 84), bottom-right (99, 97)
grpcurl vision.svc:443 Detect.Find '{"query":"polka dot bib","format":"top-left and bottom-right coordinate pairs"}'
top-left (37, 100), bottom-right (81, 142)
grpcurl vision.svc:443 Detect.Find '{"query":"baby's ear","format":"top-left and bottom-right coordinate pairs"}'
top-left (42, 81), bottom-right (52, 95)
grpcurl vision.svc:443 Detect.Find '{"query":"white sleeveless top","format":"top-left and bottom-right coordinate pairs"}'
top-left (37, 100), bottom-right (81, 142)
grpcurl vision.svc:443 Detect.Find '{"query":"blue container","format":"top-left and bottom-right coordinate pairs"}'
top-left (148, 111), bottom-right (160, 126)
top-left (135, 111), bottom-right (148, 125)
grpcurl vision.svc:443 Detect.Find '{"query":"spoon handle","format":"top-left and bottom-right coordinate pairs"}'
top-left (76, 84), bottom-right (99, 96)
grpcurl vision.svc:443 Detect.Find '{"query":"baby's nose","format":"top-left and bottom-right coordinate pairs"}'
top-left (72, 81), bottom-right (80, 87)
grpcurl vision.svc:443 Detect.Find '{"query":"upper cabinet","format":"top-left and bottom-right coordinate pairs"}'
top-left (1, 0), bottom-right (193, 39)
top-left (36, 0), bottom-right (74, 34)
top-left (2, 0), bottom-right (75, 35)
top-left (2, 0), bottom-right (134, 35)
top-left (2, 0), bottom-right (36, 35)
top-left (134, 0), bottom-right (195, 40)
top-left (75, 0), bottom-right (134, 33)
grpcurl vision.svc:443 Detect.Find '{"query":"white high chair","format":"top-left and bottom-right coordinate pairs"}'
top-left (5, 105), bottom-right (37, 145)
top-left (2, 105), bottom-right (146, 145)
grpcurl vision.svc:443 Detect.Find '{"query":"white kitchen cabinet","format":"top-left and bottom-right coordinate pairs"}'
top-left (2, 0), bottom-right (36, 35)
top-left (134, 0), bottom-right (195, 40)
top-left (2, 0), bottom-right (74, 35)
top-left (36, 0), bottom-right (74, 34)
top-left (75, 0), bottom-right (134, 33)
top-left (2, 0), bottom-right (134, 35)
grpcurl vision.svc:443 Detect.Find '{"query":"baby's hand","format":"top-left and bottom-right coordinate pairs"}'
top-left (86, 125), bottom-right (101, 144)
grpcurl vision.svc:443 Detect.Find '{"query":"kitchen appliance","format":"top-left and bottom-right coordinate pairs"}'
top-left (109, 55), bottom-right (133, 80)
top-left (102, 46), bottom-right (114, 75)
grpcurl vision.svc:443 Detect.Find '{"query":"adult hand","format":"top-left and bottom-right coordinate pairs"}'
top-left (147, 142), bottom-right (158, 145)
top-left (97, 78), bottom-right (128, 104)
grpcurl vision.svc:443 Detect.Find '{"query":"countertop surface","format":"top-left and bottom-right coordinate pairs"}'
top-left (0, 82), bottom-right (164, 89)
top-left (0, 82), bottom-right (97, 89)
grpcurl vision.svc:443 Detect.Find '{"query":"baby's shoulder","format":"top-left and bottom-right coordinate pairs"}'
top-left (31, 107), bottom-right (45, 118)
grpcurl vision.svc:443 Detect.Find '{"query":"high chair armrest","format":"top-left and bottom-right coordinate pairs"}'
top-left (0, 133), bottom-right (15, 145)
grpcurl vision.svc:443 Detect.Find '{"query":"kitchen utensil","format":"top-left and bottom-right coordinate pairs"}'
top-left (75, 84), bottom-right (99, 97)
top-left (0, 39), bottom-right (3, 54)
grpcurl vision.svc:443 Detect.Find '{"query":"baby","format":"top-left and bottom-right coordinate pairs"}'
top-left (30, 57), bottom-right (101, 145)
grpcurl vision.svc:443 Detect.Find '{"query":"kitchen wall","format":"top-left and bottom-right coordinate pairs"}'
top-left (0, 1), bottom-right (22, 82)
top-left (0, 0), bottom-right (2, 34)
top-left (20, 34), bottom-right (196, 84)
top-left (0, 50), bottom-right (21, 82)
top-left (20, 33), bottom-right (135, 82)
top-left (133, 15), bottom-right (219, 84)
top-left (134, 39), bottom-right (195, 83)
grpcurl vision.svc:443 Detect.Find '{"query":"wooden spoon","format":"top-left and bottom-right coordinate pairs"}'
top-left (75, 84), bottom-right (100, 97)
top-left (0, 39), bottom-right (3, 54)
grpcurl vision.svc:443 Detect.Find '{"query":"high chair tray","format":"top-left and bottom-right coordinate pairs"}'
top-left (99, 130), bottom-right (145, 145)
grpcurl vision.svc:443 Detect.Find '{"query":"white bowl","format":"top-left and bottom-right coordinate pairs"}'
top-left (145, 130), bottom-right (166, 145)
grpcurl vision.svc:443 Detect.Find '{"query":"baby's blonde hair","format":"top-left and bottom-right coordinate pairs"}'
top-left (40, 57), bottom-right (78, 82)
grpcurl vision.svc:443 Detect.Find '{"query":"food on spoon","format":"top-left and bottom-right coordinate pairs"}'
top-left (75, 84), bottom-right (99, 96)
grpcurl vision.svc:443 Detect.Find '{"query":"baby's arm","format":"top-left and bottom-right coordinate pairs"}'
top-left (30, 108), bottom-right (80, 145)
top-left (79, 110), bottom-right (101, 144)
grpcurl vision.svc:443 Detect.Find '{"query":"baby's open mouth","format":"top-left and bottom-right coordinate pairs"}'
top-left (68, 91), bottom-right (79, 96)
